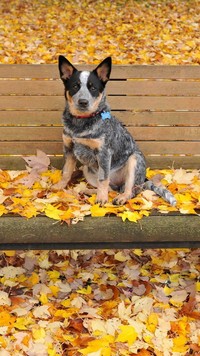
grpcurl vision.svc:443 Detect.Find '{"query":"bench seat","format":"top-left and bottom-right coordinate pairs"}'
top-left (0, 64), bottom-right (200, 249)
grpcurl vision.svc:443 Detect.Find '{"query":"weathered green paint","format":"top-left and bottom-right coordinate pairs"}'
top-left (0, 215), bottom-right (199, 249)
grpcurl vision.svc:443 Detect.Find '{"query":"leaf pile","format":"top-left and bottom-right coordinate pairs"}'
top-left (0, 151), bottom-right (200, 224)
top-left (0, 248), bottom-right (199, 355)
top-left (1, 0), bottom-right (200, 65)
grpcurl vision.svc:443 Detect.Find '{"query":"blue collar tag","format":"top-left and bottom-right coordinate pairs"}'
top-left (101, 111), bottom-right (111, 120)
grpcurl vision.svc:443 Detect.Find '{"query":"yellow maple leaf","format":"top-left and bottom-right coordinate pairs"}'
top-left (3, 251), bottom-right (16, 257)
top-left (14, 317), bottom-right (29, 331)
top-left (133, 249), bottom-right (142, 256)
top-left (0, 335), bottom-right (7, 348)
top-left (47, 345), bottom-right (60, 356)
top-left (54, 308), bottom-right (78, 318)
top-left (23, 272), bottom-right (39, 288)
top-left (77, 285), bottom-right (92, 295)
top-left (11, 197), bottom-right (30, 207)
top-left (44, 204), bottom-right (62, 220)
top-left (79, 335), bottom-right (114, 355)
top-left (114, 251), bottom-right (129, 262)
top-left (59, 208), bottom-right (74, 221)
top-left (0, 311), bottom-right (15, 327)
top-left (90, 204), bottom-right (121, 217)
top-left (42, 169), bottom-right (62, 184)
top-left (119, 210), bottom-right (143, 222)
top-left (146, 313), bottom-right (158, 333)
top-left (39, 293), bottom-right (48, 304)
top-left (172, 335), bottom-right (189, 353)
top-left (21, 202), bottom-right (38, 219)
top-left (0, 205), bottom-right (8, 216)
top-left (61, 299), bottom-right (71, 308)
top-left (49, 285), bottom-right (59, 297)
top-left (87, 194), bottom-right (97, 205)
top-left (47, 270), bottom-right (60, 280)
top-left (163, 285), bottom-right (174, 296)
top-left (116, 325), bottom-right (137, 345)
top-left (196, 281), bottom-right (200, 292)
top-left (32, 327), bottom-right (46, 340)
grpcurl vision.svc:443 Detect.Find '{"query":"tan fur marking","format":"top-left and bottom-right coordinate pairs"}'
top-left (90, 93), bottom-right (103, 113)
top-left (96, 178), bottom-right (109, 204)
top-left (66, 91), bottom-right (73, 104)
top-left (62, 133), bottom-right (72, 148)
top-left (114, 154), bottom-right (137, 204)
top-left (73, 137), bottom-right (103, 150)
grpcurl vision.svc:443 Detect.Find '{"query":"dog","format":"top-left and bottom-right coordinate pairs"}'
top-left (53, 55), bottom-right (176, 206)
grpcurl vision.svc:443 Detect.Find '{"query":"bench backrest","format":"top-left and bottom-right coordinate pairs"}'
top-left (0, 64), bottom-right (199, 169)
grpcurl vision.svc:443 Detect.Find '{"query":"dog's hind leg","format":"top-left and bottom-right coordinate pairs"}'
top-left (113, 154), bottom-right (137, 205)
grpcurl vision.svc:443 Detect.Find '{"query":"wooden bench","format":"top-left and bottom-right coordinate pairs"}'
top-left (0, 64), bottom-right (200, 249)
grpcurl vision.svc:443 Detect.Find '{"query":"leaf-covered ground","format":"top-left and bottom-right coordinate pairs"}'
top-left (0, 249), bottom-right (199, 356)
top-left (0, 0), bottom-right (200, 65)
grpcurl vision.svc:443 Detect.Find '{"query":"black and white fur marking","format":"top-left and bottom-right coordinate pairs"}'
top-left (53, 55), bottom-right (176, 207)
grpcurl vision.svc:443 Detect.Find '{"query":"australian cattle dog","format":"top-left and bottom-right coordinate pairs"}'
top-left (53, 55), bottom-right (176, 206)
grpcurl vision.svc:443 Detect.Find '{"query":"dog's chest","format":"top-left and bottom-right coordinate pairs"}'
top-left (63, 128), bottom-right (103, 166)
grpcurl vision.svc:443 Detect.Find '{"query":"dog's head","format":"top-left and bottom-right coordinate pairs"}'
top-left (58, 56), bottom-right (112, 117)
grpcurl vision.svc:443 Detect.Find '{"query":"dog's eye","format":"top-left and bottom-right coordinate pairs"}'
top-left (72, 83), bottom-right (79, 90)
top-left (89, 84), bottom-right (96, 91)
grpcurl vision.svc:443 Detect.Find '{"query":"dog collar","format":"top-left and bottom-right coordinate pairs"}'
top-left (74, 110), bottom-right (111, 120)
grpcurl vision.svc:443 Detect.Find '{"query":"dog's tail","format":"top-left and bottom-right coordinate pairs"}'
top-left (144, 180), bottom-right (177, 206)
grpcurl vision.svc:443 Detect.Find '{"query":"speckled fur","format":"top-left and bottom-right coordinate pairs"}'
top-left (54, 56), bottom-right (176, 206)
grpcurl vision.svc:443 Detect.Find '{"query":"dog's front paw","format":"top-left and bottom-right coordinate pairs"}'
top-left (96, 191), bottom-right (108, 206)
top-left (113, 193), bottom-right (130, 206)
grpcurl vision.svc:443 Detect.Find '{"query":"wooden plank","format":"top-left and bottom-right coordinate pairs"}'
top-left (0, 110), bottom-right (63, 125)
top-left (146, 156), bottom-right (200, 169)
top-left (0, 142), bottom-right (63, 155)
top-left (1, 96), bottom-right (200, 111)
top-left (139, 141), bottom-right (200, 154)
top-left (128, 127), bottom-right (200, 141)
top-left (1, 110), bottom-right (200, 126)
top-left (1, 141), bottom-right (200, 155)
top-left (0, 154), bottom-right (199, 170)
top-left (117, 111), bottom-right (200, 126)
top-left (0, 126), bottom-right (199, 141)
top-left (0, 215), bottom-right (199, 249)
top-left (1, 80), bottom-right (200, 96)
top-left (0, 64), bottom-right (200, 79)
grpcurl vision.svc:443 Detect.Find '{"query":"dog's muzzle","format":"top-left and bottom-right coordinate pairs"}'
top-left (78, 99), bottom-right (89, 110)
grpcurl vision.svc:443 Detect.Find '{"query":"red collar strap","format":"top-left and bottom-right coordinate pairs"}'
top-left (73, 110), bottom-right (102, 119)
top-left (74, 110), bottom-right (111, 120)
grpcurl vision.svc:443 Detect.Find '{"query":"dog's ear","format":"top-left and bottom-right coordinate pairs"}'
top-left (58, 55), bottom-right (77, 81)
top-left (93, 57), bottom-right (112, 84)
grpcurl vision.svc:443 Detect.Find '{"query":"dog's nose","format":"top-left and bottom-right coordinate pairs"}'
top-left (78, 99), bottom-right (89, 108)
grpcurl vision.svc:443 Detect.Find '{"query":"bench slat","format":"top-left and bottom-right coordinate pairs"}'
top-left (1, 96), bottom-right (200, 111)
top-left (1, 141), bottom-right (199, 154)
top-left (1, 126), bottom-right (199, 141)
top-left (1, 64), bottom-right (200, 79)
top-left (0, 215), bottom-right (199, 249)
top-left (1, 80), bottom-right (200, 96)
top-left (0, 111), bottom-right (200, 126)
